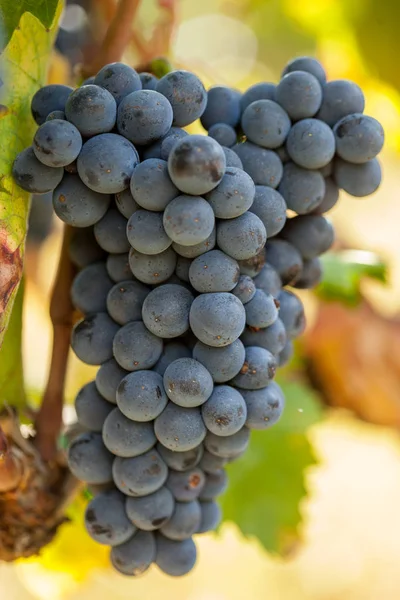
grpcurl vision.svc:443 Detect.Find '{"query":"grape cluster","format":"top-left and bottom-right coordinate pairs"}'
top-left (13, 57), bottom-right (384, 577)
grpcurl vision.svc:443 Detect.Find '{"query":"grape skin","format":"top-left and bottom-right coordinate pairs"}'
top-left (240, 82), bottom-right (276, 112)
top-left (125, 487), bottom-right (175, 531)
top-left (115, 189), bottom-right (139, 219)
top-left (160, 500), bottom-right (201, 540)
top-left (193, 339), bottom-right (245, 384)
top-left (71, 313), bottom-right (119, 365)
top-left (208, 123), bottom-right (237, 147)
top-left (172, 228), bottom-right (216, 258)
top-left (13, 147), bottom-right (63, 194)
top-left (281, 56), bottom-right (326, 86)
top-left (280, 215), bottom-right (335, 259)
top-left (279, 339), bottom-right (294, 366)
top-left (264, 239), bottom-right (303, 286)
top-left (205, 167), bottom-right (255, 219)
top-left (333, 113), bottom-right (384, 164)
top-left (294, 257), bottom-right (323, 289)
top-left (106, 252), bottom-right (132, 282)
top-left (168, 135), bottom-right (226, 196)
top-left (102, 408), bottom-right (156, 458)
top-left (160, 128), bottom-right (189, 161)
top-left (189, 250), bottom-right (240, 293)
top-left (253, 263), bottom-right (282, 298)
top-left (189, 293), bottom-right (246, 348)
top-left (249, 186), bottom-right (287, 238)
top-left (241, 318), bottom-right (287, 356)
top-left (153, 342), bottom-right (192, 376)
top-left (106, 279), bottom-right (150, 325)
top-left (197, 501), bottom-right (222, 533)
top-left (232, 142), bottom-right (283, 188)
top-left (117, 370), bottom-right (168, 422)
top-left (71, 261), bottom-right (113, 315)
top-left (286, 118), bottom-right (336, 169)
top-left (31, 84), bottom-right (73, 125)
top-left (241, 99), bottom-right (291, 149)
top-left (312, 177), bottom-right (339, 215)
top-left (142, 284), bottom-right (194, 339)
top-left (231, 346), bottom-right (277, 390)
top-left (96, 358), bottom-right (129, 404)
top-left (222, 146), bottom-right (243, 169)
top-left (199, 469), bottom-right (228, 500)
top-left (165, 468), bottom-right (206, 502)
top-left (156, 70), bottom-right (207, 127)
top-left (217, 212), bottom-right (267, 261)
top-left (244, 289), bottom-right (279, 328)
top-left (110, 531), bottom-right (156, 576)
top-left (113, 449), bottom-right (168, 497)
top-left (317, 79), bottom-right (365, 126)
top-left (155, 534), bottom-right (197, 577)
top-left (117, 89), bottom-right (173, 145)
top-left (130, 158), bottom-right (179, 212)
top-left (93, 209), bottom-right (131, 254)
top-left (276, 71), bottom-right (322, 120)
top-left (78, 133), bottom-right (139, 194)
top-left (157, 443), bottom-right (204, 472)
top-left (163, 195), bottom-right (215, 246)
top-left (278, 290), bottom-right (306, 339)
top-left (113, 320), bottom-right (164, 371)
top-left (201, 385), bottom-right (247, 437)
top-left (278, 162), bottom-right (325, 215)
top-left (65, 84), bottom-right (117, 136)
top-left (140, 72), bottom-right (158, 90)
top-left (68, 432), bottom-right (114, 484)
top-left (163, 358), bottom-right (213, 408)
top-left (127, 210), bottom-right (172, 255)
top-left (204, 427), bottom-right (250, 459)
top-left (33, 119), bottom-right (82, 168)
top-left (128, 247), bottom-right (177, 285)
top-left (84, 489), bottom-right (136, 545)
top-left (199, 450), bottom-right (228, 474)
top-left (242, 382), bottom-right (285, 430)
top-left (53, 174), bottom-right (110, 227)
top-left (232, 275), bottom-right (256, 305)
top-left (94, 62), bottom-right (142, 104)
top-left (200, 86), bottom-right (241, 129)
top-left (75, 381), bottom-right (113, 431)
top-left (154, 402), bottom-right (206, 452)
top-left (175, 256), bottom-right (192, 283)
top-left (333, 157), bottom-right (381, 197)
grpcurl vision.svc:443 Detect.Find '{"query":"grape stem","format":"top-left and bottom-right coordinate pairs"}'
top-left (131, 0), bottom-right (178, 65)
top-left (82, 0), bottom-right (142, 76)
top-left (0, 425), bottom-right (22, 492)
top-left (34, 226), bottom-right (76, 462)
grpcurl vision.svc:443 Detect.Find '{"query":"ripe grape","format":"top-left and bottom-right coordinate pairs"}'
top-left (217, 212), bottom-right (267, 261)
top-left (163, 358), bottom-right (213, 408)
top-left (242, 382), bottom-right (285, 430)
top-left (249, 186), bottom-right (287, 237)
top-left (241, 99), bottom-right (291, 149)
top-left (130, 158), bottom-right (178, 212)
top-left (201, 385), bottom-right (247, 436)
top-left (125, 487), bottom-right (175, 530)
top-left (68, 432), bottom-right (113, 484)
top-left (113, 320), bottom-right (164, 371)
top-left (127, 210), bottom-right (171, 255)
top-left (33, 119), bottom-right (82, 167)
top-left (94, 62), bottom-right (142, 104)
top-left (117, 370), bottom-right (168, 422)
top-left (156, 70), bottom-right (207, 126)
top-left (13, 147), bottom-right (63, 194)
top-left (281, 56), bottom-right (326, 86)
top-left (276, 71), bottom-right (322, 120)
top-left (31, 84), bottom-right (73, 125)
top-left (201, 86), bottom-right (241, 129)
top-left (96, 358), bottom-right (129, 404)
top-left (106, 279), bottom-right (150, 325)
top-left (113, 449), bottom-right (168, 497)
top-left (65, 84), bottom-right (117, 136)
top-left (75, 381), bottom-right (113, 431)
top-left (84, 489), bottom-right (136, 545)
top-left (154, 402), bottom-right (206, 452)
top-left (117, 90), bottom-right (173, 145)
top-left (71, 313), bottom-right (119, 365)
top-left (160, 500), bottom-right (201, 540)
top-left (110, 531), bottom-right (156, 576)
top-left (102, 408), bottom-right (156, 457)
top-left (189, 292), bottom-right (246, 347)
top-left (71, 262), bottom-right (113, 315)
top-left (205, 167), bottom-right (255, 219)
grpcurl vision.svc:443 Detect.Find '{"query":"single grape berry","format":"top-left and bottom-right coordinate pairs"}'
top-left (276, 71), bottom-right (322, 120)
top-left (208, 123), bottom-right (237, 148)
top-left (110, 531), bottom-right (156, 576)
top-left (286, 118), bottom-right (336, 169)
top-left (241, 99), bottom-right (291, 149)
top-left (317, 79), bottom-right (365, 126)
top-left (113, 320), bottom-right (164, 371)
top-left (163, 358), bottom-right (214, 408)
top-left (106, 279), bottom-right (150, 325)
top-left (205, 167), bottom-right (255, 219)
top-left (113, 449), bottom-right (168, 497)
top-left (157, 444), bottom-right (204, 472)
top-left (96, 358), bottom-right (129, 404)
top-left (117, 89), bottom-right (173, 145)
top-left (333, 113), bottom-right (384, 164)
top-left (168, 135), bottom-right (226, 195)
top-left (240, 82), bottom-right (276, 112)
top-left (94, 62), bottom-right (142, 104)
top-left (163, 195), bottom-right (215, 246)
top-left (13, 147), bottom-right (63, 194)
top-left (117, 370), bottom-right (168, 422)
top-left (189, 250), bottom-right (240, 293)
top-left (102, 408), bottom-right (156, 458)
top-left (127, 210), bottom-right (172, 255)
top-left (217, 212), bottom-right (267, 261)
top-left (84, 489), bottom-right (136, 545)
top-left (232, 142), bottom-right (283, 188)
top-left (281, 56), bottom-right (326, 86)
top-left (333, 157), bottom-right (381, 197)
top-left (65, 84), bottom-right (117, 136)
top-left (154, 402), bottom-right (207, 452)
top-left (67, 432), bottom-right (113, 484)
top-left (125, 487), bottom-right (175, 531)
top-left (232, 346), bottom-right (277, 390)
top-left (201, 385), bottom-right (247, 436)
top-left (278, 162), bottom-right (325, 215)
top-left (74, 381), bottom-right (113, 432)
top-left (242, 382), bottom-right (285, 430)
top-left (33, 119), bottom-right (82, 168)
top-left (130, 158), bottom-right (179, 212)
top-left (244, 289), bottom-right (279, 328)
top-left (71, 313), bottom-right (119, 365)
top-left (249, 186), bottom-right (287, 237)
top-left (156, 70), bottom-right (207, 126)
top-left (71, 262), bottom-right (113, 315)
top-left (31, 84), bottom-right (73, 125)
top-left (201, 86), bottom-right (241, 129)
top-left (128, 247), bottom-right (177, 285)
top-left (141, 284), bottom-right (194, 339)
top-left (189, 293), bottom-right (246, 347)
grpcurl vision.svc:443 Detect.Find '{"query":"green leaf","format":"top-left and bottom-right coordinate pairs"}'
top-left (316, 250), bottom-right (388, 306)
top-left (0, 1), bottom-right (60, 49)
top-left (220, 378), bottom-right (323, 555)
top-left (0, 4), bottom-right (62, 348)
top-left (0, 279), bottom-right (25, 408)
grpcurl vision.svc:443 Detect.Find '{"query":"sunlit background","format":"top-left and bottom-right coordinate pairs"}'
top-left (3, 0), bottom-right (400, 598)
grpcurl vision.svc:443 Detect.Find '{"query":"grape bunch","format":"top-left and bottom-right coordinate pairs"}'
top-left (13, 57), bottom-right (384, 577)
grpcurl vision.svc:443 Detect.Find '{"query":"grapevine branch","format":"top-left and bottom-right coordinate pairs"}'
top-left (0, 425), bottom-right (22, 492)
top-left (82, 0), bottom-right (142, 77)
top-left (34, 226), bottom-right (75, 462)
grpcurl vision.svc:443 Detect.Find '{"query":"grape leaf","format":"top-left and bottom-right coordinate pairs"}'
top-left (316, 250), bottom-right (387, 306)
top-left (0, 280), bottom-right (25, 408)
top-left (0, 1), bottom-right (60, 49)
top-left (221, 378), bottom-right (323, 555)
top-left (0, 4), bottom-right (62, 348)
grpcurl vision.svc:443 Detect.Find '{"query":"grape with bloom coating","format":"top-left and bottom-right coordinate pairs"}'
top-left (163, 358), bottom-right (213, 407)
top-left (189, 293), bottom-right (246, 347)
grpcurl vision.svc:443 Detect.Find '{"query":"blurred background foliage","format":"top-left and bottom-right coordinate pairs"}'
top-left (2, 0), bottom-right (400, 598)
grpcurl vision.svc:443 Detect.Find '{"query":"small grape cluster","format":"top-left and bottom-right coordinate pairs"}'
top-left (13, 57), bottom-right (384, 577)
